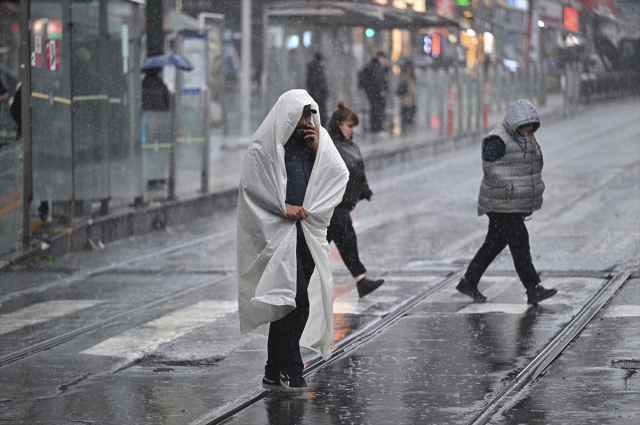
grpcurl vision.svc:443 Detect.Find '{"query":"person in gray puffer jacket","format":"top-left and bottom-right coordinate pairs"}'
top-left (456, 99), bottom-right (557, 305)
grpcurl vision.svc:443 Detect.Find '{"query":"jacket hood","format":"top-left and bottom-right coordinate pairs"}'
top-left (502, 99), bottom-right (540, 138)
top-left (502, 99), bottom-right (540, 154)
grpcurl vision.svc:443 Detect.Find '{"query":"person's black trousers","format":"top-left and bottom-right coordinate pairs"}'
top-left (316, 99), bottom-right (328, 128)
top-left (401, 105), bottom-right (416, 127)
top-left (369, 96), bottom-right (386, 133)
top-left (327, 206), bottom-right (367, 278)
top-left (464, 213), bottom-right (540, 290)
top-left (266, 222), bottom-right (315, 377)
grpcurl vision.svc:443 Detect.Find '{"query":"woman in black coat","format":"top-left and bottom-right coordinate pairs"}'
top-left (327, 101), bottom-right (384, 297)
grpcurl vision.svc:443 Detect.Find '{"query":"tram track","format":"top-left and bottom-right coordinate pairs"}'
top-left (190, 270), bottom-right (632, 425)
top-left (466, 270), bottom-right (632, 425)
top-left (189, 270), bottom-right (465, 425)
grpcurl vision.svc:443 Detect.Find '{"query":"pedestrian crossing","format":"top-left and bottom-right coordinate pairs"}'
top-left (81, 300), bottom-right (238, 359)
top-left (0, 300), bottom-right (104, 336)
top-left (458, 303), bottom-right (531, 315)
top-left (602, 305), bottom-right (640, 318)
top-left (424, 276), bottom-right (606, 312)
top-left (0, 276), bottom-right (613, 364)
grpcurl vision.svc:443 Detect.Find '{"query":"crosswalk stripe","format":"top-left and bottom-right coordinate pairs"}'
top-left (81, 300), bottom-right (237, 359)
top-left (334, 296), bottom-right (399, 315)
top-left (602, 305), bottom-right (640, 318)
top-left (458, 303), bottom-right (531, 315)
top-left (0, 300), bottom-right (105, 336)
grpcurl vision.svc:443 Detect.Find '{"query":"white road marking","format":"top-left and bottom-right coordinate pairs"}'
top-left (458, 303), bottom-right (531, 315)
top-left (383, 275), bottom-right (439, 283)
top-left (602, 305), bottom-right (640, 318)
top-left (81, 300), bottom-right (238, 359)
top-left (333, 288), bottom-right (399, 314)
top-left (0, 300), bottom-right (105, 336)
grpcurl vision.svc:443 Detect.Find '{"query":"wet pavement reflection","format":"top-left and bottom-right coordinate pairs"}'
top-left (226, 277), bottom-right (607, 424)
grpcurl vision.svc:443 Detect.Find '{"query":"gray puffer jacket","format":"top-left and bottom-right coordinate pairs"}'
top-left (477, 99), bottom-right (545, 216)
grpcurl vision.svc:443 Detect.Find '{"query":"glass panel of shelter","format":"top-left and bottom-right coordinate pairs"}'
top-left (31, 0), bottom-right (73, 202)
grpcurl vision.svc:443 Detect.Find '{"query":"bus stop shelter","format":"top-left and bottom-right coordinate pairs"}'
top-left (261, 1), bottom-right (461, 115)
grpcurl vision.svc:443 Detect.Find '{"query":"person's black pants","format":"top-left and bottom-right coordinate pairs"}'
top-left (266, 222), bottom-right (315, 377)
top-left (401, 105), bottom-right (416, 127)
top-left (316, 99), bottom-right (328, 128)
top-left (464, 213), bottom-right (540, 290)
top-left (368, 96), bottom-right (386, 133)
top-left (327, 207), bottom-right (367, 278)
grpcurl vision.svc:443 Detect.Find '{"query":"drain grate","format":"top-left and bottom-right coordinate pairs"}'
top-left (611, 359), bottom-right (640, 369)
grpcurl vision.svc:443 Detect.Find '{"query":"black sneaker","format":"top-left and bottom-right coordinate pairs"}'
top-left (357, 277), bottom-right (385, 298)
top-left (262, 372), bottom-right (308, 392)
top-left (261, 371), bottom-right (280, 390)
top-left (527, 284), bottom-right (557, 304)
top-left (456, 278), bottom-right (487, 303)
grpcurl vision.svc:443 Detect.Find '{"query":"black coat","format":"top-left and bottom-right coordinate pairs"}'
top-left (142, 73), bottom-right (170, 111)
top-left (328, 127), bottom-right (373, 209)
top-left (306, 60), bottom-right (329, 102)
top-left (359, 59), bottom-right (389, 100)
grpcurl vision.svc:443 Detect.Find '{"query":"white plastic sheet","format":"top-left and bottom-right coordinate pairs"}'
top-left (237, 90), bottom-right (349, 360)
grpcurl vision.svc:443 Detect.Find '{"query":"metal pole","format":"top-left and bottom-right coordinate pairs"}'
top-left (201, 86), bottom-right (210, 193)
top-left (168, 64), bottom-right (179, 200)
top-left (99, 0), bottom-right (110, 214)
top-left (20, 0), bottom-right (32, 251)
top-left (240, 0), bottom-right (252, 139)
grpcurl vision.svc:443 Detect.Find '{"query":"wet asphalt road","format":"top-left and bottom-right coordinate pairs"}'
top-left (0, 99), bottom-right (638, 424)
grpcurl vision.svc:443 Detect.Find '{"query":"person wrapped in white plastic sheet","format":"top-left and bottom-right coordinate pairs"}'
top-left (237, 89), bottom-right (348, 392)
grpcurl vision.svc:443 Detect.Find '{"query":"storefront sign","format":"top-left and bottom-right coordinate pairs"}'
top-left (435, 0), bottom-right (455, 19)
top-left (45, 40), bottom-right (60, 71)
top-left (34, 35), bottom-right (42, 67)
top-left (564, 7), bottom-right (579, 33)
top-left (576, 0), bottom-right (617, 16)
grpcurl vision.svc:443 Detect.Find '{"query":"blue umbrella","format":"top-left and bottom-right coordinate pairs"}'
top-left (142, 50), bottom-right (193, 71)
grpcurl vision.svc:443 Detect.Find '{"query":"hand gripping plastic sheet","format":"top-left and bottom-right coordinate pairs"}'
top-left (236, 90), bottom-right (349, 360)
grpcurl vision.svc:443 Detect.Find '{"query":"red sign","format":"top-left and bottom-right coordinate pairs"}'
top-left (435, 0), bottom-right (455, 19)
top-left (34, 35), bottom-right (42, 68)
top-left (564, 7), bottom-right (579, 33)
top-left (432, 34), bottom-right (441, 57)
top-left (45, 40), bottom-right (60, 71)
top-left (576, 0), bottom-right (616, 15)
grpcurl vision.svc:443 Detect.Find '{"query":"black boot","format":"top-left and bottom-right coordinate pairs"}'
top-left (357, 277), bottom-right (384, 298)
top-left (456, 277), bottom-right (487, 303)
top-left (527, 284), bottom-right (557, 304)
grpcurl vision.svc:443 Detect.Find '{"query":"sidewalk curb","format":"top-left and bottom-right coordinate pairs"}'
top-left (1, 103), bottom-right (581, 270)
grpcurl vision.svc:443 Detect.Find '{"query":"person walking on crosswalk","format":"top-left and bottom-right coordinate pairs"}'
top-left (326, 101), bottom-right (384, 297)
top-left (237, 90), bottom-right (348, 392)
top-left (456, 99), bottom-right (557, 305)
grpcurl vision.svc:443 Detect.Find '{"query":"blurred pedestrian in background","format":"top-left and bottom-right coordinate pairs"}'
top-left (397, 60), bottom-right (417, 133)
top-left (456, 99), bottom-right (557, 305)
top-left (358, 52), bottom-right (389, 134)
top-left (327, 101), bottom-right (384, 297)
top-left (141, 68), bottom-right (170, 111)
top-left (306, 52), bottom-right (330, 126)
top-left (10, 85), bottom-right (21, 140)
top-left (0, 77), bottom-right (8, 103)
